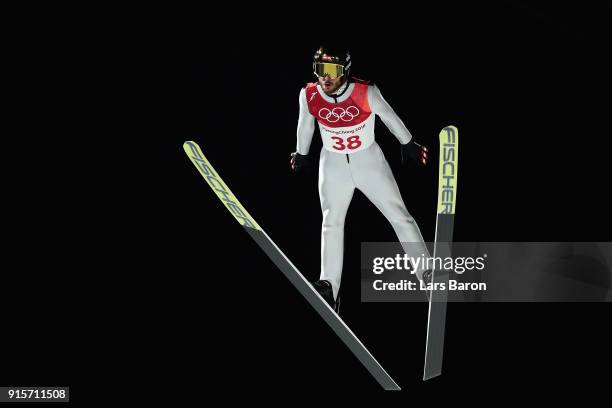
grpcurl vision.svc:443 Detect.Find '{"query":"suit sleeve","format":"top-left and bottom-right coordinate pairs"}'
top-left (369, 84), bottom-right (413, 145)
top-left (296, 88), bottom-right (316, 154)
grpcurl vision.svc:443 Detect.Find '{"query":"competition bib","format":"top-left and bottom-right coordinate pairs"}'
top-left (305, 81), bottom-right (375, 154)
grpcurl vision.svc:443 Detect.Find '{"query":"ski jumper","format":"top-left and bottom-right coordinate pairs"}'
top-left (296, 80), bottom-right (430, 300)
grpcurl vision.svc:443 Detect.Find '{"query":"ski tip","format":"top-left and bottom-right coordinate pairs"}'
top-left (440, 125), bottom-right (458, 136)
top-left (183, 141), bottom-right (205, 157)
top-left (183, 140), bottom-right (198, 149)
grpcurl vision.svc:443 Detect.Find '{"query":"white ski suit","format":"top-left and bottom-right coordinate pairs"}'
top-left (296, 79), bottom-right (430, 299)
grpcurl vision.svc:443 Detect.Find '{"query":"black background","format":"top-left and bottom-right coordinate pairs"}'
top-left (3, 1), bottom-right (611, 404)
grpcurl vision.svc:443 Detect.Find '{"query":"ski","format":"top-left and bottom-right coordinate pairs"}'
top-left (183, 141), bottom-right (401, 391)
top-left (423, 126), bottom-right (459, 380)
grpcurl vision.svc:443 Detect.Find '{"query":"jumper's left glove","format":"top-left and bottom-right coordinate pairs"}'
top-left (401, 141), bottom-right (428, 166)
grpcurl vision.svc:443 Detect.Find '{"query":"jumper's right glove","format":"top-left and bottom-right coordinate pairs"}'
top-left (290, 151), bottom-right (310, 173)
top-left (401, 141), bottom-right (428, 166)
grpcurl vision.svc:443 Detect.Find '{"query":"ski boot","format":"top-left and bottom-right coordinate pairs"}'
top-left (422, 269), bottom-right (433, 302)
top-left (312, 280), bottom-right (340, 314)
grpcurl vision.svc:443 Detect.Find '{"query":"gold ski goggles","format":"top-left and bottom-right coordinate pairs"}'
top-left (313, 62), bottom-right (345, 79)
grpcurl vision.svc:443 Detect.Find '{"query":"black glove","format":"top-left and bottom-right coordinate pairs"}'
top-left (401, 141), bottom-right (428, 166)
top-left (290, 152), bottom-right (310, 173)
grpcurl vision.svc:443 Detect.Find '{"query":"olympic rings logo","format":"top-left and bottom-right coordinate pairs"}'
top-left (318, 106), bottom-right (360, 123)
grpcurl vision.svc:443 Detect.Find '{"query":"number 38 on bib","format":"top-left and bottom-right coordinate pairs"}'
top-left (320, 115), bottom-right (375, 153)
top-left (330, 135), bottom-right (363, 151)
